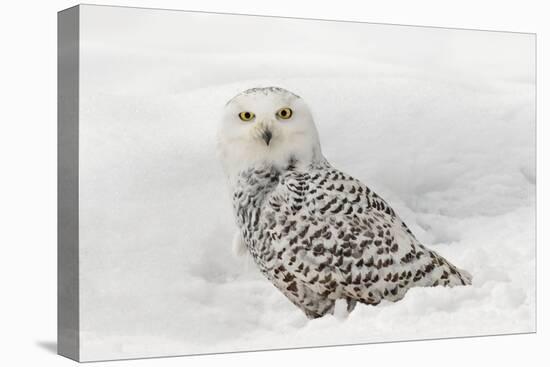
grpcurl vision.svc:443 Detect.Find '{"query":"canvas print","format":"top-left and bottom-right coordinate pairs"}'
top-left (58, 4), bottom-right (536, 362)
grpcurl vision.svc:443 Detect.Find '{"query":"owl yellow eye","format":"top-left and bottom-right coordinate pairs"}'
top-left (276, 108), bottom-right (293, 120)
top-left (238, 111), bottom-right (255, 121)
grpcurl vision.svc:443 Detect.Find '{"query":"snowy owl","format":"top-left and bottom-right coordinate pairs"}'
top-left (217, 86), bottom-right (472, 319)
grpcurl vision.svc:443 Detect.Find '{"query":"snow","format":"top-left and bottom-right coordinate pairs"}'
top-left (77, 5), bottom-right (535, 361)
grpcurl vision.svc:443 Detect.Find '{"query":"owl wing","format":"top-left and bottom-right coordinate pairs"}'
top-left (267, 164), bottom-right (471, 309)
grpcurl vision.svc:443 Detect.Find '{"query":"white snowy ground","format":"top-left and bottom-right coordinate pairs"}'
top-left (77, 5), bottom-right (535, 361)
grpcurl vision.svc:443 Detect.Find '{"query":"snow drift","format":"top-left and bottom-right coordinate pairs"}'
top-left (76, 5), bottom-right (535, 361)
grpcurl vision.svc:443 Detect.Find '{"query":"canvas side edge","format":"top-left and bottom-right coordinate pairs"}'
top-left (57, 5), bottom-right (80, 362)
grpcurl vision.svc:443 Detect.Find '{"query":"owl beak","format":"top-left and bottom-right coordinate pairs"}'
top-left (262, 129), bottom-right (273, 146)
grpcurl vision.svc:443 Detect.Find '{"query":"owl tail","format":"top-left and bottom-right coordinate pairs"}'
top-left (423, 250), bottom-right (472, 287)
top-left (455, 267), bottom-right (473, 286)
top-left (442, 260), bottom-right (473, 286)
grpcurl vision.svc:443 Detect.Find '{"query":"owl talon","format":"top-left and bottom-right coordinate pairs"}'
top-left (333, 299), bottom-right (350, 320)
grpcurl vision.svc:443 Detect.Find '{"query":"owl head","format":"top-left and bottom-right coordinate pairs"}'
top-left (218, 87), bottom-right (323, 179)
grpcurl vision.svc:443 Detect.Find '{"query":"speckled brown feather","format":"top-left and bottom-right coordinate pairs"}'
top-left (232, 159), bottom-right (471, 318)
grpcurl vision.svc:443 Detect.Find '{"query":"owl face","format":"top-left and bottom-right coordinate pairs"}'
top-left (222, 88), bottom-right (313, 147)
top-left (218, 87), bottom-right (323, 179)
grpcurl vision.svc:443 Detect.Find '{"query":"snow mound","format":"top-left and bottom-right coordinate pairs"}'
top-left (77, 7), bottom-right (535, 360)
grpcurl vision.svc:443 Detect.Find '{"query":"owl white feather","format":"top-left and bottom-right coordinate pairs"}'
top-left (217, 87), bottom-right (471, 319)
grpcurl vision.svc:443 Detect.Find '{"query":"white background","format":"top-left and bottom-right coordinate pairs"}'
top-left (0, 0), bottom-right (547, 366)
top-left (77, 4), bottom-right (535, 360)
